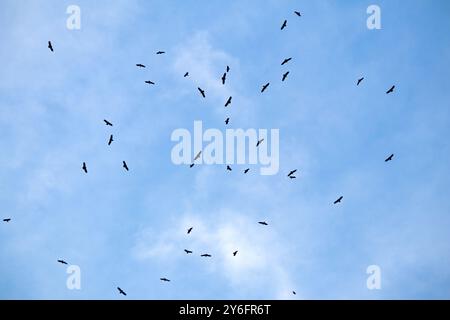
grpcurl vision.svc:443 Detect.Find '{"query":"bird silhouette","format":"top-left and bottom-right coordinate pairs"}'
top-left (261, 83), bottom-right (270, 93)
top-left (136, 64), bottom-right (146, 68)
top-left (156, 51), bottom-right (165, 54)
top-left (225, 117), bottom-right (230, 125)
top-left (281, 20), bottom-right (287, 30)
top-left (258, 221), bottom-right (268, 226)
top-left (57, 259), bottom-right (68, 265)
top-left (294, 11), bottom-right (301, 17)
top-left (190, 164), bottom-right (195, 168)
top-left (184, 72), bottom-right (189, 77)
top-left (244, 168), bottom-right (250, 174)
top-left (82, 162), bottom-right (87, 173)
top-left (3, 218), bottom-right (11, 222)
top-left (227, 165), bottom-right (232, 171)
top-left (289, 176), bottom-right (296, 179)
top-left (104, 119), bottom-right (113, 126)
top-left (160, 278), bottom-right (171, 282)
top-left (225, 96), bottom-right (232, 107)
top-left (357, 77), bottom-right (364, 86)
top-left (221, 72), bottom-right (227, 85)
top-left (385, 154), bottom-right (394, 162)
top-left (293, 291), bottom-right (297, 295)
top-left (201, 254), bottom-right (212, 257)
top-left (287, 170), bottom-right (297, 177)
top-left (334, 196), bottom-right (343, 204)
top-left (256, 138), bottom-right (264, 147)
top-left (122, 161), bottom-right (129, 171)
top-left (187, 227), bottom-right (193, 234)
top-left (282, 71), bottom-right (290, 81)
top-left (226, 65), bottom-right (230, 73)
top-left (184, 249), bottom-right (193, 254)
top-left (386, 85), bottom-right (395, 94)
top-left (145, 80), bottom-right (155, 85)
top-left (108, 135), bottom-right (114, 146)
top-left (281, 57), bottom-right (292, 65)
top-left (48, 41), bottom-right (54, 52)
top-left (117, 287), bottom-right (126, 296)
top-left (233, 250), bottom-right (238, 256)
top-left (198, 87), bottom-right (206, 98)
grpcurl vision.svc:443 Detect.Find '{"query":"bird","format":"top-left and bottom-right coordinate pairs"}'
top-left (136, 64), bottom-right (145, 68)
top-left (145, 80), bottom-right (155, 85)
top-left (224, 96), bottom-right (232, 107)
top-left (48, 41), bottom-right (54, 52)
top-left (281, 20), bottom-right (287, 30)
top-left (287, 170), bottom-right (297, 177)
top-left (244, 168), bottom-right (250, 174)
top-left (227, 165), bottom-right (232, 171)
top-left (281, 57), bottom-right (292, 65)
top-left (108, 135), bottom-right (114, 146)
top-left (385, 154), bottom-right (394, 162)
top-left (282, 71), bottom-right (290, 82)
top-left (225, 117), bottom-right (230, 125)
top-left (226, 65), bottom-right (230, 73)
top-left (289, 176), bottom-right (296, 179)
top-left (258, 221), bottom-right (268, 226)
top-left (201, 254), bottom-right (212, 257)
top-left (334, 196), bottom-right (343, 204)
top-left (294, 11), bottom-right (301, 17)
top-left (104, 119), bottom-right (113, 126)
top-left (3, 218), bottom-right (11, 222)
top-left (184, 249), bottom-right (193, 254)
top-left (187, 227), bottom-right (193, 234)
top-left (261, 83), bottom-right (270, 93)
top-left (256, 138), bottom-right (264, 147)
top-left (293, 291), bottom-right (297, 295)
top-left (156, 51), bottom-right (165, 54)
top-left (233, 251), bottom-right (238, 256)
top-left (57, 259), bottom-right (68, 265)
top-left (184, 72), bottom-right (189, 77)
top-left (190, 164), bottom-right (195, 168)
top-left (198, 87), bottom-right (206, 98)
top-left (194, 151), bottom-right (202, 161)
top-left (117, 287), bottom-right (127, 296)
top-left (386, 85), bottom-right (395, 94)
top-left (82, 162), bottom-right (87, 173)
top-left (122, 161), bottom-right (129, 171)
top-left (160, 278), bottom-right (171, 282)
top-left (357, 77), bottom-right (364, 86)
top-left (221, 72), bottom-right (227, 85)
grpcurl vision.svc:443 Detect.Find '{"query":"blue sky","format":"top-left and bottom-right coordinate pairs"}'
top-left (1, 0), bottom-right (450, 299)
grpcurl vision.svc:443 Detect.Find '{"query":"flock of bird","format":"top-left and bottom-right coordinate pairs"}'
top-left (2, 9), bottom-right (398, 298)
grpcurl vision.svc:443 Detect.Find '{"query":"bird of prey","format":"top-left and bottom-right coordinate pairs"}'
top-left (233, 251), bottom-right (238, 256)
top-left (244, 168), bottom-right (250, 174)
top-left (57, 259), bottom-right (68, 265)
top-left (287, 170), bottom-right (297, 177)
top-left (187, 227), bottom-right (193, 234)
top-left (82, 162), bottom-right (87, 173)
top-left (256, 138), bottom-right (264, 147)
top-left (122, 161), bottom-right (129, 171)
top-left (334, 196), bottom-right (343, 204)
top-left (201, 254), bottom-right (212, 257)
top-left (225, 117), bottom-right (230, 125)
top-left (160, 278), bottom-right (171, 282)
top-left (294, 11), bottom-right (301, 17)
top-left (156, 51), bottom-right (165, 54)
top-left (145, 80), bottom-right (155, 85)
top-left (226, 65), bottom-right (230, 73)
top-left (136, 64), bottom-right (146, 68)
top-left (104, 119), bottom-right (113, 126)
top-left (198, 87), bottom-right (206, 98)
top-left (357, 77), bottom-right (364, 86)
top-left (221, 72), bottom-right (227, 85)
top-left (184, 72), bottom-right (189, 77)
top-left (227, 165), bottom-right (232, 171)
top-left (117, 287), bottom-right (127, 296)
top-left (261, 83), bottom-right (270, 93)
top-left (225, 96), bottom-right (232, 107)
top-left (386, 85), bottom-right (395, 94)
top-left (282, 71), bottom-right (290, 82)
top-left (281, 57), bottom-right (292, 65)
top-left (258, 221), bottom-right (268, 226)
top-left (108, 135), bottom-right (114, 146)
top-left (385, 154), bottom-right (394, 162)
top-left (184, 249), bottom-right (193, 254)
top-left (3, 218), bottom-right (11, 222)
top-left (48, 41), bottom-right (54, 52)
top-left (194, 151), bottom-right (202, 161)
top-left (281, 20), bottom-right (287, 30)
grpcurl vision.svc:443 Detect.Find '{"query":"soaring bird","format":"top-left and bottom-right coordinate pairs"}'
top-left (261, 83), bottom-right (270, 93)
top-left (287, 170), bottom-right (297, 177)
top-left (160, 278), bottom-right (171, 282)
top-left (198, 87), bottom-right (206, 98)
top-left (244, 168), bottom-right (250, 174)
top-left (281, 20), bottom-right (287, 30)
top-left (82, 162), bottom-right (87, 173)
top-left (233, 251), bottom-right (238, 256)
top-left (187, 227), bottom-right (193, 234)
top-left (334, 196), bottom-right (343, 204)
top-left (104, 119), bottom-right (113, 126)
top-left (3, 218), bottom-right (11, 222)
top-left (294, 11), bottom-right (301, 17)
top-left (108, 135), bottom-right (114, 146)
top-left (194, 151), bottom-right (202, 161)
top-left (386, 85), bottom-right (395, 94)
top-left (201, 254), bottom-right (212, 257)
top-left (226, 165), bottom-right (232, 171)
top-left (357, 77), bottom-right (364, 86)
top-left (221, 72), bottom-right (227, 85)
top-left (224, 96), bottom-right (232, 107)
top-left (184, 249), bottom-right (193, 254)
top-left (256, 138), bottom-right (264, 147)
top-left (136, 64), bottom-right (145, 68)
top-left (57, 259), bottom-right (68, 265)
top-left (48, 41), bottom-right (54, 52)
top-left (156, 51), bottom-right (165, 54)
top-left (117, 287), bottom-right (126, 296)
top-left (122, 161), bottom-right (129, 171)
top-left (385, 154), bottom-right (394, 162)
top-left (226, 65), bottom-right (230, 73)
top-left (145, 80), bottom-right (155, 85)
top-left (282, 71), bottom-right (290, 82)
top-left (281, 57), bottom-right (292, 65)
top-left (184, 72), bottom-right (189, 77)
top-left (258, 221), bottom-right (268, 226)
top-left (225, 117), bottom-right (230, 125)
